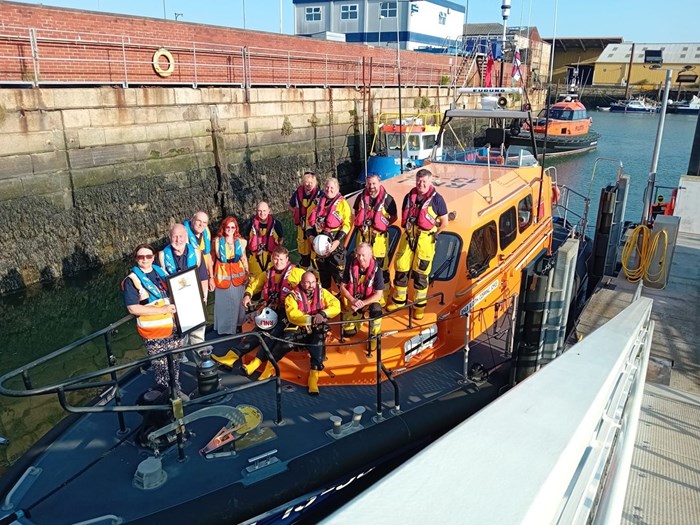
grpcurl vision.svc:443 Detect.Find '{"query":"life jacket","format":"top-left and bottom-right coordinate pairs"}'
top-left (123, 265), bottom-right (174, 340)
top-left (310, 194), bottom-right (343, 232)
top-left (183, 219), bottom-right (211, 255)
top-left (354, 186), bottom-right (391, 233)
top-left (292, 186), bottom-right (320, 227)
top-left (262, 263), bottom-right (296, 305)
top-left (248, 215), bottom-right (280, 254)
top-left (294, 284), bottom-right (324, 315)
top-left (213, 237), bottom-right (247, 288)
top-left (346, 257), bottom-right (377, 299)
top-left (402, 186), bottom-right (438, 232)
top-left (160, 244), bottom-right (200, 275)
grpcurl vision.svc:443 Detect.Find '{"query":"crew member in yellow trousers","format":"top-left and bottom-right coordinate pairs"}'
top-left (281, 271), bottom-right (341, 395)
top-left (388, 169), bottom-right (449, 320)
top-left (339, 243), bottom-right (384, 351)
top-left (352, 173), bottom-right (397, 304)
top-left (289, 171), bottom-right (320, 268)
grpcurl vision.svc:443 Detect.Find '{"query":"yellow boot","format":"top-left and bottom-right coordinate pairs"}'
top-left (212, 350), bottom-right (239, 368)
top-left (387, 285), bottom-right (408, 312)
top-left (243, 357), bottom-right (262, 376)
top-left (413, 288), bottom-right (428, 320)
top-left (258, 361), bottom-right (275, 380)
top-left (308, 369), bottom-right (320, 396)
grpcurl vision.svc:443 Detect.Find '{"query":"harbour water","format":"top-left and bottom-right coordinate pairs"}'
top-left (0, 109), bottom-right (695, 473)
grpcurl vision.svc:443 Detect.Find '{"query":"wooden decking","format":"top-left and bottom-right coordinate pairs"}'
top-left (575, 232), bottom-right (700, 524)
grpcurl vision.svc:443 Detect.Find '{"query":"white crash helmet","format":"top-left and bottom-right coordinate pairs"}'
top-left (313, 234), bottom-right (332, 256)
top-left (255, 307), bottom-right (278, 331)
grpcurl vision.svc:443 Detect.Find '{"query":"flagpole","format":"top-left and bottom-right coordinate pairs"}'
top-left (499, 0), bottom-right (511, 87)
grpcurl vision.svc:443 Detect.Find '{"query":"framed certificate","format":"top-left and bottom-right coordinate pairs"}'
top-left (167, 267), bottom-right (206, 335)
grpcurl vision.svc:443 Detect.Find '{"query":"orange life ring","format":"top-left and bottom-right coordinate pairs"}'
top-left (552, 185), bottom-right (561, 205)
top-left (153, 48), bottom-right (174, 78)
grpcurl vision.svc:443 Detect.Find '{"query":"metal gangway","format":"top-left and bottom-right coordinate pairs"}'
top-left (323, 295), bottom-right (653, 524)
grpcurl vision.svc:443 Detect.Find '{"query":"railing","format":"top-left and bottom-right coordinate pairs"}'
top-left (323, 295), bottom-right (654, 525)
top-left (0, 25), bottom-right (453, 88)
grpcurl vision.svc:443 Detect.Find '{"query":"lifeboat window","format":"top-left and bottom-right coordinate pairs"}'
top-left (499, 207), bottom-right (517, 250)
top-left (518, 195), bottom-right (533, 232)
top-left (467, 221), bottom-right (497, 279)
top-left (429, 232), bottom-right (462, 281)
top-left (422, 136), bottom-right (436, 149)
top-left (408, 135), bottom-right (420, 151)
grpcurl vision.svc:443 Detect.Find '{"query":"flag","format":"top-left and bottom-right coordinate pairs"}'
top-left (484, 54), bottom-right (494, 87)
top-left (511, 47), bottom-right (522, 82)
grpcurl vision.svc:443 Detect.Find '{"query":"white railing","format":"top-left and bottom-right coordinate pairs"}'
top-left (324, 296), bottom-right (654, 525)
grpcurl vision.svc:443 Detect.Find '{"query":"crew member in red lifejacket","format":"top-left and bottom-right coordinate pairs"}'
top-left (388, 169), bottom-right (449, 320)
top-left (123, 243), bottom-right (186, 398)
top-left (159, 223), bottom-right (210, 356)
top-left (353, 173), bottom-right (397, 303)
top-left (242, 201), bottom-right (284, 278)
top-left (650, 194), bottom-right (670, 221)
top-left (279, 271), bottom-right (341, 395)
top-left (289, 171), bottom-right (320, 268)
top-left (307, 177), bottom-right (353, 290)
top-left (339, 243), bottom-right (384, 350)
top-left (213, 246), bottom-right (305, 377)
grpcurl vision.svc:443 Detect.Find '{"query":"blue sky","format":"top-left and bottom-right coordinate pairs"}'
top-left (14, 0), bottom-right (698, 44)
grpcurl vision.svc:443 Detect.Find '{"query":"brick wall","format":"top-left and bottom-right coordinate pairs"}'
top-left (0, 1), bottom-right (480, 87)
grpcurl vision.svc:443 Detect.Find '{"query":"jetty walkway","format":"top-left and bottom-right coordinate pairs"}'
top-left (575, 231), bottom-right (700, 524)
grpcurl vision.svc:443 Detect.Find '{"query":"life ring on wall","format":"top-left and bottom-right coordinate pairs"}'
top-left (153, 48), bottom-right (175, 78)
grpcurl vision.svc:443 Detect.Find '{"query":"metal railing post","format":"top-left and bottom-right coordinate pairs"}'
top-left (103, 331), bottom-right (127, 433)
top-left (29, 28), bottom-right (40, 86)
top-left (193, 42), bottom-right (198, 88)
top-left (121, 35), bottom-right (128, 87)
top-left (287, 50), bottom-right (291, 88)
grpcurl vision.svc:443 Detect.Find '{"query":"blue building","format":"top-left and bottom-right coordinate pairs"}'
top-left (292, 0), bottom-right (465, 51)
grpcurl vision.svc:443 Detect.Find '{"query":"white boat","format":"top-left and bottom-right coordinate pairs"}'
top-left (609, 97), bottom-right (659, 113)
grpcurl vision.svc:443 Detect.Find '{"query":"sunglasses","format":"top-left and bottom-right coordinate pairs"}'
top-left (136, 254), bottom-right (154, 261)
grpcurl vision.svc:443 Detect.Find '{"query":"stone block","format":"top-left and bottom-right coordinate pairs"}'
top-left (145, 123), bottom-right (170, 142)
top-left (71, 166), bottom-right (118, 189)
top-left (244, 115), bottom-right (282, 133)
top-left (21, 171), bottom-right (70, 198)
top-left (0, 177), bottom-right (24, 201)
top-left (0, 155), bottom-right (33, 179)
top-left (195, 152), bottom-right (215, 169)
top-left (0, 89), bottom-right (55, 111)
top-left (214, 103), bottom-right (249, 120)
top-left (201, 88), bottom-right (243, 104)
top-left (132, 142), bottom-right (156, 162)
top-left (67, 149), bottom-right (95, 170)
top-left (144, 155), bottom-right (198, 177)
top-left (300, 88), bottom-right (327, 102)
top-left (31, 151), bottom-right (68, 174)
top-left (156, 106), bottom-right (186, 123)
top-left (219, 117), bottom-right (247, 134)
top-left (136, 88), bottom-right (177, 107)
top-left (192, 136), bottom-right (212, 153)
top-left (113, 161), bottom-right (145, 182)
top-left (64, 129), bottom-right (79, 148)
top-left (134, 107), bottom-right (158, 125)
top-left (62, 109), bottom-right (92, 129)
top-left (4, 131), bottom-right (55, 156)
top-left (188, 120), bottom-right (209, 137)
top-left (168, 121), bottom-right (193, 140)
top-left (78, 128), bottom-right (106, 148)
top-left (103, 126), bottom-right (148, 146)
top-left (174, 89), bottom-right (203, 105)
top-left (53, 89), bottom-right (102, 109)
top-left (99, 88), bottom-right (138, 108)
top-left (91, 144), bottom-right (136, 167)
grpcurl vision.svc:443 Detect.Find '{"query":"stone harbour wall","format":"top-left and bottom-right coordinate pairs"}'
top-left (0, 85), bottom-right (453, 293)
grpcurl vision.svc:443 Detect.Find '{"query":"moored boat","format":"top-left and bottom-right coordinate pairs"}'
top-left (361, 112), bottom-right (443, 182)
top-left (666, 94), bottom-right (700, 115)
top-left (0, 94), bottom-right (597, 525)
top-left (508, 93), bottom-right (600, 157)
top-left (609, 97), bottom-right (660, 113)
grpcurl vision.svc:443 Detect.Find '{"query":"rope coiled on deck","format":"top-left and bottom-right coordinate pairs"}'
top-left (621, 225), bottom-right (668, 283)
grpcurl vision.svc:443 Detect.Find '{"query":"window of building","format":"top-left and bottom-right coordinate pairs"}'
top-left (681, 54), bottom-right (686, 58)
top-left (305, 6), bottom-right (321, 21)
top-left (380, 1), bottom-right (397, 18)
top-left (438, 12), bottom-right (447, 25)
top-left (341, 4), bottom-right (358, 20)
top-left (430, 233), bottom-right (462, 281)
top-left (517, 194), bottom-right (533, 233)
top-left (499, 207), bottom-right (517, 250)
top-left (467, 222), bottom-right (497, 279)
top-left (683, 47), bottom-right (689, 51)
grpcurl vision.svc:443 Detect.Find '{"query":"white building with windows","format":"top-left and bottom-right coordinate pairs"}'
top-left (293, 0), bottom-right (465, 51)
